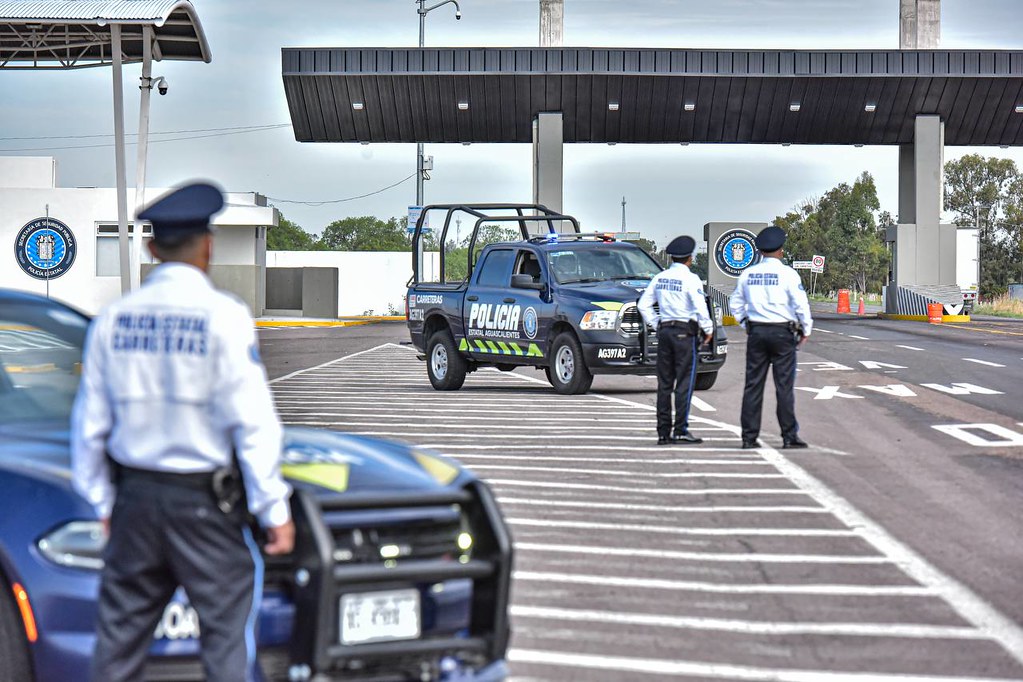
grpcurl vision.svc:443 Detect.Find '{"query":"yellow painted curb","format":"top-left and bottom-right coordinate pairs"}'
top-left (878, 314), bottom-right (971, 323)
top-left (255, 320), bottom-right (370, 328)
top-left (343, 316), bottom-right (407, 321)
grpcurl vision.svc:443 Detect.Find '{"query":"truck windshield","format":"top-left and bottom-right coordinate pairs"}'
top-left (0, 304), bottom-right (87, 425)
top-left (548, 247), bottom-right (661, 284)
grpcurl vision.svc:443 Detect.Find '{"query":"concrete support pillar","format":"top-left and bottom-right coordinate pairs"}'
top-left (898, 144), bottom-right (916, 224)
top-left (889, 114), bottom-right (954, 312)
top-left (532, 112), bottom-right (564, 216)
top-left (539, 0), bottom-right (564, 47)
top-left (900, 0), bottom-right (940, 49)
top-left (913, 114), bottom-right (944, 234)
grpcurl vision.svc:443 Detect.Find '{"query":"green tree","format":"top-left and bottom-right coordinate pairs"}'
top-left (317, 216), bottom-right (411, 251)
top-left (266, 214), bottom-right (318, 251)
top-left (690, 251), bottom-right (708, 280)
top-left (774, 172), bottom-right (888, 295)
top-left (944, 154), bottom-right (1023, 297)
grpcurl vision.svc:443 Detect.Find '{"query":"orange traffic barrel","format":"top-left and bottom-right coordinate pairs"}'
top-left (927, 302), bottom-right (943, 324)
top-left (837, 289), bottom-right (851, 314)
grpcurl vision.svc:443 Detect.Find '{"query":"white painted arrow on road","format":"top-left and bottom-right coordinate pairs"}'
top-left (795, 386), bottom-right (863, 400)
top-left (859, 384), bottom-right (918, 397)
top-left (859, 361), bottom-right (907, 370)
top-left (921, 383), bottom-right (1004, 396)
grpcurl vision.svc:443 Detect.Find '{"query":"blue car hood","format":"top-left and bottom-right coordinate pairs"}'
top-left (0, 422), bottom-right (469, 498)
top-left (557, 279), bottom-right (651, 304)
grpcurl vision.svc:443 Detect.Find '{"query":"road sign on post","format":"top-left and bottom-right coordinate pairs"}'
top-left (407, 206), bottom-right (430, 234)
top-left (812, 254), bottom-right (826, 270)
top-left (793, 261), bottom-right (813, 270)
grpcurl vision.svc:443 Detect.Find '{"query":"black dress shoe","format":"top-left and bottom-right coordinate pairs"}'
top-left (741, 440), bottom-right (759, 449)
top-left (657, 436), bottom-right (676, 445)
top-left (673, 432), bottom-right (703, 444)
top-left (782, 437), bottom-right (809, 449)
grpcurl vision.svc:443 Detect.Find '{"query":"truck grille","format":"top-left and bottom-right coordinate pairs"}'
top-left (331, 517), bottom-right (464, 564)
top-left (619, 302), bottom-right (655, 335)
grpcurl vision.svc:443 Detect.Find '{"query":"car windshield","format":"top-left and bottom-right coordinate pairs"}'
top-left (547, 246), bottom-right (661, 284)
top-left (0, 303), bottom-right (88, 425)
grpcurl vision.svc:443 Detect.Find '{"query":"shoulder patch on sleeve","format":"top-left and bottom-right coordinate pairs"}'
top-left (249, 343), bottom-right (262, 364)
top-left (798, 283), bottom-right (805, 291)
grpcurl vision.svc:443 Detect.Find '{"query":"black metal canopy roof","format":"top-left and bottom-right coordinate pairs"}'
top-left (282, 47), bottom-right (1023, 146)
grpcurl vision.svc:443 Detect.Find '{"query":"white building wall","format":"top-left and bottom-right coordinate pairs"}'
top-left (0, 158), bottom-right (277, 316)
top-left (267, 251), bottom-right (440, 317)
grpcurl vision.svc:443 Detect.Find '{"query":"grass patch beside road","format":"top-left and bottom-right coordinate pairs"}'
top-left (975, 295), bottom-right (1023, 318)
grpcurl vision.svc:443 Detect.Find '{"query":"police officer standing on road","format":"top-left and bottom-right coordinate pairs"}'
top-left (71, 183), bottom-right (294, 682)
top-left (638, 236), bottom-right (714, 445)
top-left (729, 225), bottom-right (813, 450)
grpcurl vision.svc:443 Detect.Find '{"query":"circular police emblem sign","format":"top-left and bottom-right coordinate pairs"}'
top-left (713, 229), bottom-right (759, 278)
top-left (523, 307), bottom-right (538, 339)
top-left (14, 217), bottom-right (77, 280)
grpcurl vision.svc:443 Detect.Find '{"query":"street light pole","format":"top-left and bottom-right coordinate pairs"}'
top-left (416, 0), bottom-right (461, 210)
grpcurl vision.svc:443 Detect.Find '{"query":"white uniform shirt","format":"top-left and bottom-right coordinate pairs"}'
top-left (71, 263), bottom-right (291, 528)
top-left (729, 257), bottom-right (813, 336)
top-left (637, 262), bottom-right (714, 335)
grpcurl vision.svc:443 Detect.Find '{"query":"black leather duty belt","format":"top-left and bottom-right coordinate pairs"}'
top-left (117, 465), bottom-right (216, 491)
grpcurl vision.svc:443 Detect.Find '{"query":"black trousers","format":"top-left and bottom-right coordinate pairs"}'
top-left (656, 325), bottom-right (700, 438)
top-left (91, 476), bottom-right (262, 682)
top-left (740, 324), bottom-right (799, 442)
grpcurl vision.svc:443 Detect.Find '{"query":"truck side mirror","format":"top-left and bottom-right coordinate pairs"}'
top-left (511, 274), bottom-right (545, 291)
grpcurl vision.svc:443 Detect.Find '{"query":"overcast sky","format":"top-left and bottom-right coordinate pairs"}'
top-left (2, 0), bottom-right (1022, 248)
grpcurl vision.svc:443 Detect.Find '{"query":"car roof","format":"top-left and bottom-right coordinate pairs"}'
top-left (0, 288), bottom-right (90, 319)
top-left (0, 288), bottom-right (60, 306)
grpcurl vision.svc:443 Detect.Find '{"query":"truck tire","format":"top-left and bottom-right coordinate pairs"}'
top-left (426, 330), bottom-right (467, 391)
top-left (547, 332), bottom-right (593, 395)
top-left (694, 371), bottom-right (718, 391)
top-left (0, 581), bottom-right (33, 682)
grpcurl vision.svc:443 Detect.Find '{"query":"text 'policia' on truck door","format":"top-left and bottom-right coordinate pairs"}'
top-left (461, 247), bottom-right (550, 361)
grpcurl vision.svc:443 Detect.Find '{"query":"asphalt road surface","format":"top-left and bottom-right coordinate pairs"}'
top-left (259, 317), bottom-right (1023, 681)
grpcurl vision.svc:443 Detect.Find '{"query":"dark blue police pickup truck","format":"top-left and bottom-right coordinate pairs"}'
top-left (406, 205), bottom-right (727, 395)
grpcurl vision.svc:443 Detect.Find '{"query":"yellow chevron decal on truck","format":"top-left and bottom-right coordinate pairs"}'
top-left (281, 463), bottom-right (349, 493)
top-left (460, 338), bottom-right (542, 357)
top-left (591, 301), bottom-right (625, 311)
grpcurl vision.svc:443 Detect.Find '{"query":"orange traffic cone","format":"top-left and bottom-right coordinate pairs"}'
top-left (857, 297), bottom-right (865, 315)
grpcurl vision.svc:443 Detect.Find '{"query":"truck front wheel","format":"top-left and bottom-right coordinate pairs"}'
top-left (0, 580), bottom-right (33, 682)
top-left (694, 371), bottom-right (718, 391)
top-left (427, 330), bottom-right (467, 390)
top-left (547, 332), bottom-right (593, 395)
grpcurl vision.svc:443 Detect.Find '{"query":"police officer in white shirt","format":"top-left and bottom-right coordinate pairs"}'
top-left (638, 236), bottom-right (714, 445)
top-left (71, 183), bottom-right (294, 682)
top-left (728, 225), bottom-right (813, 450)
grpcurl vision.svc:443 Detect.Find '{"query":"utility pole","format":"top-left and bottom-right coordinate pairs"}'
top-left (621, 196), bottom-right (627, 232)
top-left (416, 0), bottom-right (462, 210)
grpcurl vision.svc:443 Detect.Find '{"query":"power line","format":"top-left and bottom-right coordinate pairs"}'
top-left (266, 173), bottom-right (417, 206)
top-left (0, 123), bottom-right (291, 142)
top-left (0, 125), bottom-right (291, 152)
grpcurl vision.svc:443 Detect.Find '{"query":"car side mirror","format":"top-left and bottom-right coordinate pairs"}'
top-left (511, 274), bottom-right (545, 291)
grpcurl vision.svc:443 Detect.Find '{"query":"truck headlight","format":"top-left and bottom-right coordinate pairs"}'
top-left (37, 521), bottom-right (106, 570)
top-left (580, 310), bottom-right (619, 330)
top-left (713, 303), bottom-right (724, 326)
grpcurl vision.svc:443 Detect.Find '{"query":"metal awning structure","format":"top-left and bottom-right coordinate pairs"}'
top-left (282, 47), bottom-right (1023, 146)
top-left (0, 0), bottom-right (212, 294)
top-left (0, 0), bottom-right (209, 68)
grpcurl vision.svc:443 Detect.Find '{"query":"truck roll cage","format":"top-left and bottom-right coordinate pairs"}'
top-left (410, 204), bottom-right (581, 285)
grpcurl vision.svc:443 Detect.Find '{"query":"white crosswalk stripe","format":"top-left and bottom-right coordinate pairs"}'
top-left (271, 342), bottom-right (1023, 681)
